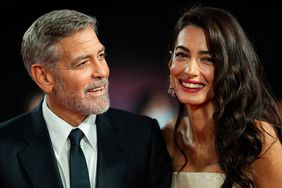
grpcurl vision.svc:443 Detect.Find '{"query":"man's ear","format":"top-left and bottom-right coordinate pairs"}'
top-left (30, 64), bottom-right (54, 93)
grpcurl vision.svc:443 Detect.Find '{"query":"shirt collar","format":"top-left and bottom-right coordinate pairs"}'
top-left (42, 96), bottom-right (97, 154)
top-left (78, 114), bottom-right (97, 150)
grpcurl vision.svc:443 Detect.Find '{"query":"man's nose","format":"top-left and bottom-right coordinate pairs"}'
top-left (91, 60), bottom-right (109, 78)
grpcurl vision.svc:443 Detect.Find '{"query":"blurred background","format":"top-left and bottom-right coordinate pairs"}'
top-left (0, 0), bottom-right (281, 127)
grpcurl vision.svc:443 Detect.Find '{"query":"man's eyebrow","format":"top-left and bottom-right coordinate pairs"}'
top-left (71, 45), bottom-right (106, 65)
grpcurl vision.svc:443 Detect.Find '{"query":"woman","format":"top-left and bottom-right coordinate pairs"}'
top-left (163, 6), bottom-right (282, 188)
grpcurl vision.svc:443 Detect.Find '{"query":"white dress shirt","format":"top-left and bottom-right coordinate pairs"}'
top-left (42, 96), bottom-right (97, 188)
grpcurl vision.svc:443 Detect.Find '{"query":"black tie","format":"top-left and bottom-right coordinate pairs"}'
top-left (69, 129), bottom-right (91, 188)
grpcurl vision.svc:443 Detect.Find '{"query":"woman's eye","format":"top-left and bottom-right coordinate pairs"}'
top-left (201, 57), bottom-right (214, 64)
top-left (173, 52), bottom-right (189, 62)
top-left (175, 52), bottom-right (187, 58)
top-left (98, 52), bottom-right (106, 61)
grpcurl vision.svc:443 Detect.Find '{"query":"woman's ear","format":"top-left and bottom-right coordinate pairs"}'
top-left (30, 64), bottom-right (54, 94)
top-left (168, 51), bottom-right (173, 70)
top-left (168, 59), bottom-right (172, 69)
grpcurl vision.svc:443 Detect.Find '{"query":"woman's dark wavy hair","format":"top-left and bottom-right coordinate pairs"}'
top-left (169, 6), bottom-right (282, 188)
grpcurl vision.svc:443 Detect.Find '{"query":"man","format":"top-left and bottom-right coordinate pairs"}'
top-left (0, 9), bottom-right (172, 188)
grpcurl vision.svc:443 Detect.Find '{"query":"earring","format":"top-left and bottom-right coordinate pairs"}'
top-left (168, 77), bottom-right (175, 97)
top-left (168, 87), bottom-right (175, 97)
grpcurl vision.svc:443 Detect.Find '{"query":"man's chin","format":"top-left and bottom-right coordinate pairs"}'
top-left (89, 99), bottom-right (110, 115)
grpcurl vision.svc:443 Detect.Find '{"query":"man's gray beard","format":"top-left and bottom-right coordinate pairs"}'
top-left (63, 92), bottom-right (110, 115)
top-left (53, 78), bottom-right (110, 115)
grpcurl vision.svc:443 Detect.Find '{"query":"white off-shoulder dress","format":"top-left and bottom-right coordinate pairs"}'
top-left (171, 172), bottom-right (225, 188)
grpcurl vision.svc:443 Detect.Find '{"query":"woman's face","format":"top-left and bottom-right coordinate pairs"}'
top-left (169, 25), bottom-right (215, 106)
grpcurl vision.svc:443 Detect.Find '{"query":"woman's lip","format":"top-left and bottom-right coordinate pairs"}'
top-left (180, 84), bottom-right (203, 93)
top-left (181, 79), bottom-right (203, 84)
top-left (182, 82), bottom-right (204, 88)
top-left (179, 79), bottom-right (204, 92)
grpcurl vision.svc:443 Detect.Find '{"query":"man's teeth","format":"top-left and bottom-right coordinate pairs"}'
top-left (181, 82), bottom-right (204, 88)
top-left (90, 86), bottom-right (104, 92)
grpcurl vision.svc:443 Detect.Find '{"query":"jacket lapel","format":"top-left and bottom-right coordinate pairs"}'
top-left (17, 105), bottom-right (63, 188)
top-left (95, 110), bottom-right (127, 188)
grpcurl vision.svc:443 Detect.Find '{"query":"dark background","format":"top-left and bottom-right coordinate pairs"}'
top-left (0, 0), bottom-right (281, 122)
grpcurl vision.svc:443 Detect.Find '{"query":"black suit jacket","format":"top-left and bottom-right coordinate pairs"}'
top-left (0, 104), bottom-right (172, 188)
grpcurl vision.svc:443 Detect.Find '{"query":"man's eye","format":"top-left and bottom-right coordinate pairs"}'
top-left (77, 60), bottom-right (88, 67)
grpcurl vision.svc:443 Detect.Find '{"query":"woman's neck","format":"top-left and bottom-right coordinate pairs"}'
top-left (183, 102), bottom-right (215, 145)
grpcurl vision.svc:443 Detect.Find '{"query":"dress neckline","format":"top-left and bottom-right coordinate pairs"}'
top-left (173, 171), bottom-right (225, 175)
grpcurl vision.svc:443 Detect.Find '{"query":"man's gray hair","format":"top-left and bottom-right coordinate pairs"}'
top-left (21, 9), bottom-right (98, 77)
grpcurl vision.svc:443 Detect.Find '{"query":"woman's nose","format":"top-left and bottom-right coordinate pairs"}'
top-left (184, 58), bottom-right (200, 76)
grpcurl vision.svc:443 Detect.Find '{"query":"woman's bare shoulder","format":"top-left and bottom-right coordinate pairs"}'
top-left (252, 121), bottom-right (282, 187)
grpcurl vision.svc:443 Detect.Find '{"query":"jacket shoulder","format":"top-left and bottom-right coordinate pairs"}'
top-left (0, 112), bottom-right (32, 134)
top-left (106, 107), bottom-right (156, 123)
